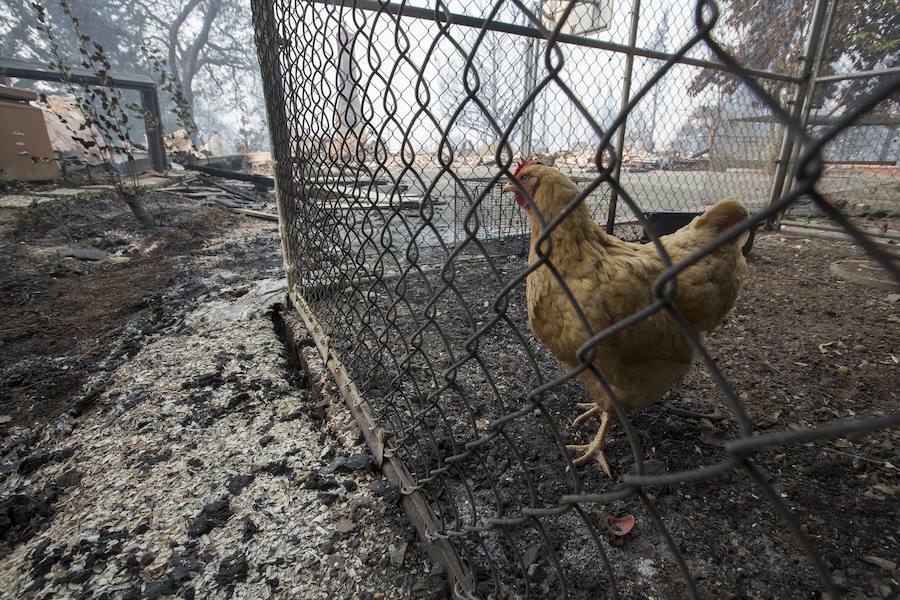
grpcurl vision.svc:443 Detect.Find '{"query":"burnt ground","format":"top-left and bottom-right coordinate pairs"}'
top-left (0, 189), bottom-right (229, 430)
top-left (0, 179), bottom-right (897, 599)
top-left (316, 227), bottom-right (899, 599)
top-left (0, 182), bottom-right (437, 598)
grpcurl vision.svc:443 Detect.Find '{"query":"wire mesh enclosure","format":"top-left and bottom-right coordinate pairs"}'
top-left (251, 0), bottom-right (899, 597)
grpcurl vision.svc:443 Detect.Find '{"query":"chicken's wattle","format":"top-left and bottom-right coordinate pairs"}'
top-left (514, 192), bottom-right (528, 208)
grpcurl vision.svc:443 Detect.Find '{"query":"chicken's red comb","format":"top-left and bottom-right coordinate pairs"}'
top-left (513, 156), bottom-right (541, 175)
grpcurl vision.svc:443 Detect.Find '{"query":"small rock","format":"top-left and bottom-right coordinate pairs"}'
top-left (341, 480), bottom-right (357, 492)
top-left (278, 410), bottom-right (304, 422)
top-left (56, 469), bottom-right (82, 488)
top-left (836, 366), bottom-right (850, 376)
top-left (304, 471), bottom-right (338, 491)
top-left (371, 480), bottom-right (401, 504)
top-left (852, 344), bottom-right (866, 352)
top-left (527, 562), bottom-right (546, 581)
top-left (259, 435), bottom-right (275, 447)
top-left (144, 578), bottom-right (174, 599)
top-left (188, 498), bottom-right (233, 537)
top-left (335, 519), bottom-right (355, 534)
top-left (257, 459), bottom-right (292, 478)
top-left (319, 493), bottom-right (339, 506)
top-left (187, 458), bottom-right (203, 468)
top-left (136, 448), bottom-right (173, 469)
top-left (522, 544), bottom-right (540, 569)
top-left (390, 542), bottom-right (408, 567)
top-left (863, 555), bottom-right (897, 571)
top-left (62, 247), bottom-right (108, 261)
top-left (323, 453), bottom-right (376, 474)
top-left (18, 447), bottom-right (74, 475)
top-left (122, 586), bottom-right (141, 600)
top-left (168, 548), bottom-right (200, 583)
top-left (69, 569), bottom-right (90, 584)
top-left (216, 552), bottom-right (249, 586)
top-left (125, 554), bottom-right (141, 573)
top-left (225, 473), bottom-right (254, 496)
top-left (320, 541), bottom-right (336, 555)
top-left (169, 565), bottom-right (192, 583)
top-left (0, 415), bottom-right (11, 424)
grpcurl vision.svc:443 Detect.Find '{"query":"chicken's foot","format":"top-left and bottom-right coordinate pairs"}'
top-left (566, 410), bottom-right (613, 477)
top-left (572, 402), bottom-right (601, 426)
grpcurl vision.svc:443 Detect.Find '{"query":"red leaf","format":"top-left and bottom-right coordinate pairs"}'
top-left (607, 514), bottom-right (635, 537)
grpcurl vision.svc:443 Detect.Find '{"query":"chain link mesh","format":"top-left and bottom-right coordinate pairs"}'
top-left (251, 0), bottom-right (899, 597)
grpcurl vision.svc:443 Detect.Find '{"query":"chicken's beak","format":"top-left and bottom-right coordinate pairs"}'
top-left (502, 180), bottom-right (516, 193)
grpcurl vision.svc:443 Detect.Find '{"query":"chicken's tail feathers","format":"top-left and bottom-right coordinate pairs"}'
top-left (694, 198), bottom-right (749, 234)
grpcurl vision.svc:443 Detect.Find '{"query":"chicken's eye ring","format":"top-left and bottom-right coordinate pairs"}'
top-left (521, 174), bottom-right (529, 181)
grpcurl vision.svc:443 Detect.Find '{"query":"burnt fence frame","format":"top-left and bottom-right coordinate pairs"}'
top-left (0, 57), bottom-right (168, 173)
top-left (251, 0), bottom-right (900, 597)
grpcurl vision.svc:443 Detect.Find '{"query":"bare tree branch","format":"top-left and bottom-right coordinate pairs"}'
top-left (165, 0), bottom-right (204, 85)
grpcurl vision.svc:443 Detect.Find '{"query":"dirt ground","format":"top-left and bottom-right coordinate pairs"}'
top-left (0, 190), bottom-right (228, 430)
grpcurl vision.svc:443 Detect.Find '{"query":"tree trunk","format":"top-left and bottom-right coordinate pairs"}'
top-left (122, 192), bottom-right (155, 227)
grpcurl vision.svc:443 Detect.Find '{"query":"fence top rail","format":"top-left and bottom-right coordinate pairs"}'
top-left (0, 57), bottom-right (157, 91)
top-left (732, 113), bottom-right (900, 126)
top-left (309, 0), bottom-right (804, 85)
top-left (815, 65), bottom-right (900, 83)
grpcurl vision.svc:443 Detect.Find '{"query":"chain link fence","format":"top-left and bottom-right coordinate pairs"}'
top-left (252, 0), bottom-right (899, 597)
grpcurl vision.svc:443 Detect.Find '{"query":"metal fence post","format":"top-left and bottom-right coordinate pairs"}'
top-left (766, 0), bottom-right (835, 227)
top-left (139, 88), bottom-right (168, 173)
top-left (520, 0), bottom-right (545, 158)
top-left (251, 0), bottom-right (299, 288)
top-left (605, 0), bottom-right (641, 234)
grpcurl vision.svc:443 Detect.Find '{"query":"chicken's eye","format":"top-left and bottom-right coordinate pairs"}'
top-left (521, 174), bottom-right (529, 181)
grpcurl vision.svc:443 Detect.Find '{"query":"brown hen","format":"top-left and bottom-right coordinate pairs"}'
top-left (503, 161), bottom-right (749, 476)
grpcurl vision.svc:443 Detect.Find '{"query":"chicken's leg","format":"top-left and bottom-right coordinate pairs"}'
top-left (566, 409), bottom-right (613, 477)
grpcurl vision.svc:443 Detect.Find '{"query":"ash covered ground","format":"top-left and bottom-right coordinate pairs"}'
top-left (0, 179), bottom-right (897, 599)
top-left (0, 184), bottom-right (440, 599)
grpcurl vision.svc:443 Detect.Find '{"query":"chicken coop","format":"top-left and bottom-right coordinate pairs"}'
top-left (251, 0), bottom-right (899, 597)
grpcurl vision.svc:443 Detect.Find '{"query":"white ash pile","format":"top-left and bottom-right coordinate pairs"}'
top-left (0, 277), bottom-right (442, 599)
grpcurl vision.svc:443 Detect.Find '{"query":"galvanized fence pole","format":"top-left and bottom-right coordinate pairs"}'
top-left (251, 0), bottom-right (300, 287)
top-left (766, 0), bottom-right (834, 227)
top-left (775, 0), bottom-right (840, 226)
top-left (519, 1), bottom-right (542, 158)
top-left (605, 0), bottom-right (641, 234)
